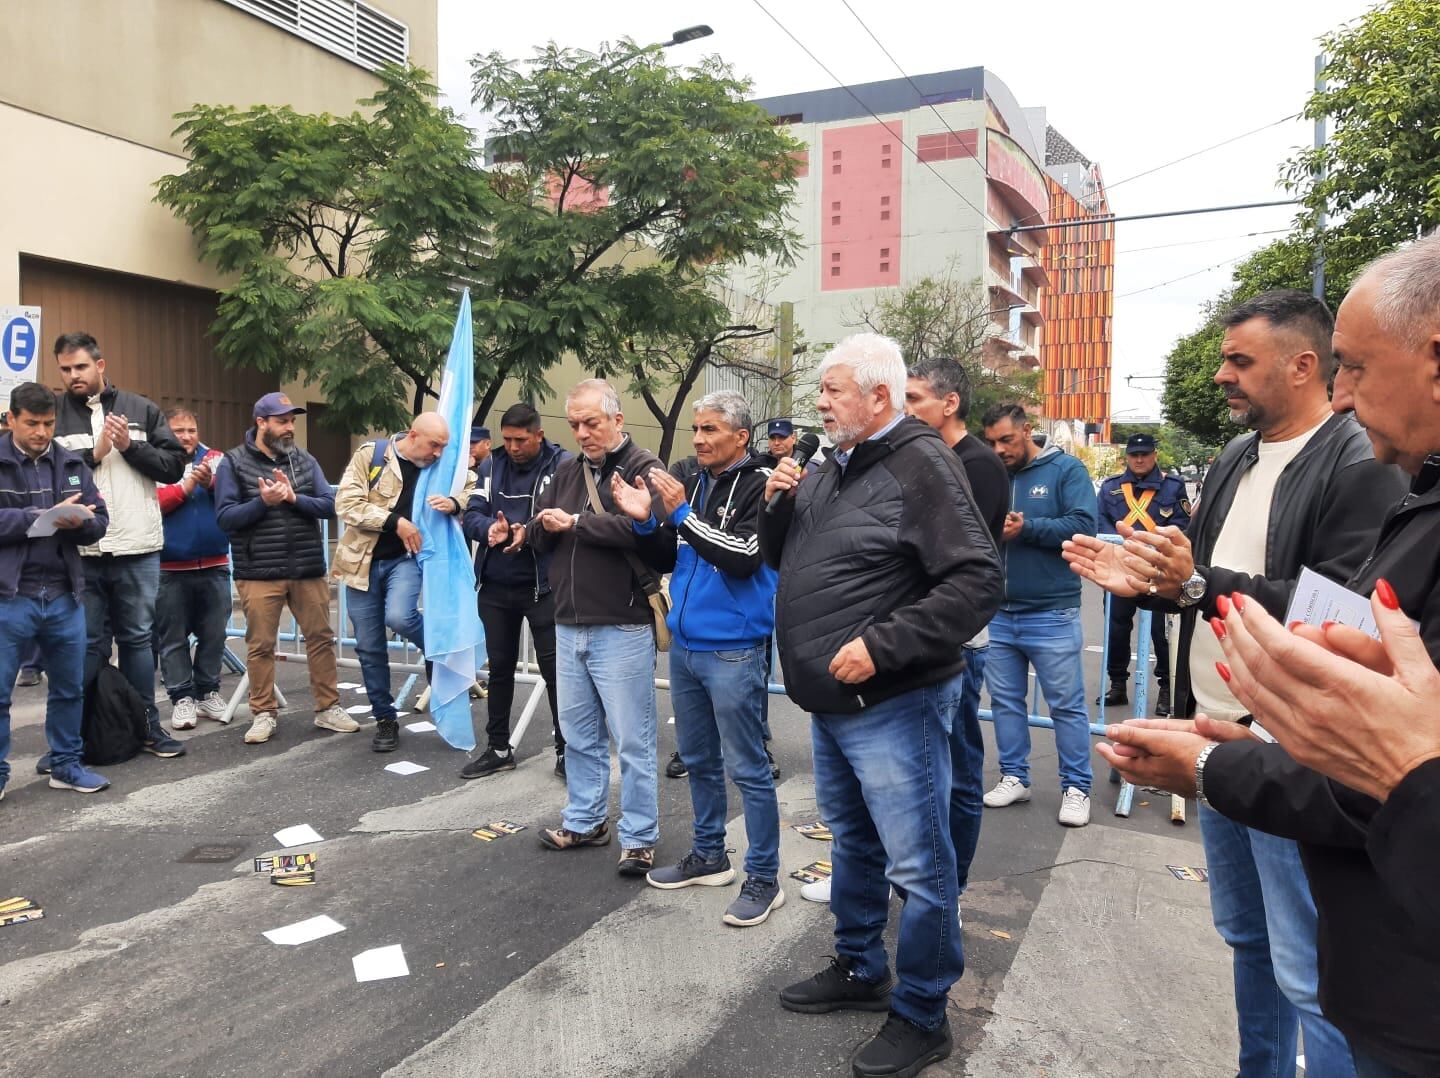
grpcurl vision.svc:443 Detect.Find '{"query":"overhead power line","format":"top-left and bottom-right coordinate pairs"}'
top-left (1116, 252), bottom-right (1250, 299)
top-left (1117, 228), bottom-right (1290, 255)
top-left (1105, 115), bottom-right (1298, 192)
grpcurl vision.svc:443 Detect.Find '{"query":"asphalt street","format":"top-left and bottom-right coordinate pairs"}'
top-left (0, 587), bottom-right (1236, 1077)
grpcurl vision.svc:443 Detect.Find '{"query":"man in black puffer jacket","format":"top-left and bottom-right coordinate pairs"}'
top-left (760, 333), bottom-right (1001, 1078)
top-left (214, 393), bottom-right (350, 747)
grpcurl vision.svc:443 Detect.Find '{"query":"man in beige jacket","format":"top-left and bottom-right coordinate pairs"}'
top-left (333, 413), bottom-right (473, 752)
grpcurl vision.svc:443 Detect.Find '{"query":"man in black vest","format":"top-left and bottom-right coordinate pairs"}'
top-left (214, 393), bottom-right (351, 746)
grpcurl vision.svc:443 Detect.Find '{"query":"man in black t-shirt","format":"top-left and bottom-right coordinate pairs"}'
top-left (905, 357), bottom-right (1008, 902)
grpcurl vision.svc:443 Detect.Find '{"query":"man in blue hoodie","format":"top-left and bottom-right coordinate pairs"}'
top-left (981, 404), bottom-right (1098, 827)
top-left (611, 390), bottom-right (784, 928)
top-left (460, 403), bottom-right (570, 779)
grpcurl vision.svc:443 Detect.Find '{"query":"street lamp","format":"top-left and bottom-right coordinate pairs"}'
top-left (663, 25), bottom-right (714, 46)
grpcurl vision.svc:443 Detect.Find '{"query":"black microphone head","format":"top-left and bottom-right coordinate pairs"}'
top-left (792, 432), bottom-right (821, 464)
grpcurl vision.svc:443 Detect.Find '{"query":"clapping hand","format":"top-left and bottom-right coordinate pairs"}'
top-left (609, 471), bottom-right (654, 523)
top-left (646, 468), bottom-right (688, 517)
top-left (488, 510), bottom-right (528, 552)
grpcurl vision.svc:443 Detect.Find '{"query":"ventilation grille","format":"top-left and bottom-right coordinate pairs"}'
top-left (219, 0), bottom-right (408, 71)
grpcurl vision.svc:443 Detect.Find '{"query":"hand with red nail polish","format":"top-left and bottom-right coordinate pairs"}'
top-left (1215, 594), bottom-right (1231, 619)
top-left (1232, 593), bottom-right (1246, 614)
top-left (1376, 578), bottom-right (1400, 611)
top-left (1210, 618), bottom-right (1227, 642)
top-left (1215, 661), bottom-right (1232, 683)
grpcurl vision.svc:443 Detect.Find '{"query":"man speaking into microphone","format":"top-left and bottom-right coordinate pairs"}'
top-left (759, 333), bottom-right (1001, 1078)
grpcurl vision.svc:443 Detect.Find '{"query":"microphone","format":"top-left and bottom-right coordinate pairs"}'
top-left (765, 432), bottom-right (821, 514)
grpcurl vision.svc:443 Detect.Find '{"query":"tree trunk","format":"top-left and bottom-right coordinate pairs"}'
top-left (473, 360), bottom-right (514, 427)
top-left (654, 345), bottom-right (712, 464)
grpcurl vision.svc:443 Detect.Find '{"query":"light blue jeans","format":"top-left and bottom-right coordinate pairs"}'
top-left (556, 623), bottom-right (659, 848)
top-left (985, 607), bottom-right (1092, 793)
top-left (670, 641), bottom-right (779, 880)
top-left (346, 556), bottom-right (424, 722)
top-left (1200, 802), bottom-right (1355, 1077)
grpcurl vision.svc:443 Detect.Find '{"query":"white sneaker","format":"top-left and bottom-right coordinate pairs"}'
top-left (314, 706), bottom-right (360, 733)
top-left (244, 712), bottom-right (278, 744)
top-left (197, 691), bottom-right (229, 723)
top-left (171, 697), bottom-right (198, 730)
top-left (800, 877), bottom-right (831, 904)
top-left (1058, 787), bottom-right (1091, 827)
top-left (983, 775), bottom-right (1032, 807)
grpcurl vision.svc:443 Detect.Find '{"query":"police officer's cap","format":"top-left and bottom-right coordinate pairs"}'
top-left (1125, 433), bottom-right (1157, 454)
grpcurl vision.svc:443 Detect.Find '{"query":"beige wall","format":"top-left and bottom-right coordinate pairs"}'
top-left (0, 0), bottom-right (438, 156)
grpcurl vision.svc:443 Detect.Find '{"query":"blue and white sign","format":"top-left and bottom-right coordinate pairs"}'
top-left (1, 306), bottom-right (43, 399)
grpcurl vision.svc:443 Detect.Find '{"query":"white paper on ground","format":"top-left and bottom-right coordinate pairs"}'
top-left (273, 824), bottom-right (324, 847)
top-left (384, 760), bottom-right (429, 776)
top-left (404, 721), bottom-right (437, 733)
top-left (336, 681), bottom-right (361, 690)
top-left (345, 705), bottom-right (371, 715)
top-left (395, 711), bottom-right (410, 718)
top-left (353, 944), bottom-right (409, 982)
top-left (263, 914), bottom-right (345, 946)
top-left (26, 502), bottom-right (94, 538)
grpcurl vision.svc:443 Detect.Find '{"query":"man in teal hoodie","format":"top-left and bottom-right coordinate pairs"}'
top-left (981, 404), bottom-right (1098, 827)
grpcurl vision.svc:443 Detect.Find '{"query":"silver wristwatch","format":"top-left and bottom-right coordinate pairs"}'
top-left (1175, 570), bottom-right (1207, 608)
top-left (1194, 742), bottom-right (1220, 804)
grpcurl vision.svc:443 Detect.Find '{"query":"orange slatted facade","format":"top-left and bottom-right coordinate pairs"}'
top-left (1039, 175), bottom-right (1114, 441)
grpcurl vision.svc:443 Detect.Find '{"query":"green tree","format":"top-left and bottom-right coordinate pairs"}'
top-left (1285, 0), bottom-right (1440, 288)
top-left (853, 268), bottom-right (1040, 420)
top-left (155, 65), bottom-right (495, 433)
top-left (469, 41), bottom-right (800, 421)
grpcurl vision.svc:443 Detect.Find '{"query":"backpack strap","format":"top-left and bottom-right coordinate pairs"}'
top-left (366, 438), bottom-right (391, 489)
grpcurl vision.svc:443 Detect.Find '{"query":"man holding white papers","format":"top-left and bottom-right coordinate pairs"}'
top-left (0, 382), bottom-right (112, 799)
top-left (1065, 290), bottom-right (1405, 1078)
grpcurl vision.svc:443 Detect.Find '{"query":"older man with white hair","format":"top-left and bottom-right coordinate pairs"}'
top-left (760, 334), bottom-right (1002, 1078)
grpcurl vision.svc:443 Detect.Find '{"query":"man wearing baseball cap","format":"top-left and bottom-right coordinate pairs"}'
top-left (214, 393), bottom-right (352, 744)
top-left (1095, 432), bottom-right (1191, 713)
top-left (760, 419), bottom-right (818, 476)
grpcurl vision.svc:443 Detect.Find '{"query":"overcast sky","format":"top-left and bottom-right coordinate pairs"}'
top-left (435, 0), bottom-right (1373, 421)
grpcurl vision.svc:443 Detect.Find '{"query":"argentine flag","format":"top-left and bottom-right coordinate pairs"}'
top-left (414, 290), bottom-right (485, 750)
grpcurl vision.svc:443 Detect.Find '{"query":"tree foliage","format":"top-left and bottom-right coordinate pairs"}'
top-left (852, 269), bottom-right (1041, 420)
top-left (1163, 0), bottom-right (1440, 443)
top-left (155, 65), bottom-right (494, 432)
top-left (157, 49), bottom-right (800, 434)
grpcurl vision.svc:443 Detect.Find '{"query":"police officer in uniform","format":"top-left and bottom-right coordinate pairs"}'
top-left (1096, 433), bottom-right (1191, 713)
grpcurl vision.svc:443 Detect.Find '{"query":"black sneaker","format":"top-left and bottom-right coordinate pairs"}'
top-left (647, 850), bottom-right (736, 890)
top-left (767, 746), bottom-right (781, 781)
top-left (35, 752), bottom-right (53, 775)
top-left (460, 747), bottom-right (516, 780)
top-left (1155, 681), bottom-right (1172, 717)
top-left (779, 955), bottom-right (893, 1014)
top-left (852, 1012), bottom-right (952, 1078)
top-left (143, 723), bottom-right (187, 759)
top-left (1103, 681), bottom-right (1128, 707)
top-left (554, 751), bottom-right (566, 779)
top-left (723, 875), bottom-right (785, 926)
top-left (665, 751), bottom-right (688, 779)
top-left (371, 718), bottom-right (400, 753)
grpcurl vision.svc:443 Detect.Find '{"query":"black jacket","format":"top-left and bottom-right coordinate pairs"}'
top-left (529, 436), bottom-right (677, 625)
top-left (213, 430), bottom-right (335, 581)
top-left (1205, 457), bottom-right (1440, 1075)
top-left (1152, 412), bottom-right (1407, 718)
top-left (0, 434), bottom-right (109, 599)
top-left (463, 440), bottom-right (570, 596)
top-left (758, 417), bottom-right (1002, 713)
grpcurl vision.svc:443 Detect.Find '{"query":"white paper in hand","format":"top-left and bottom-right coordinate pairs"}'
top-left (26, 502), bottom-right (94, 538)
top-left (1284, 567), bottom-right (1383, 639)
top-left (353, 944), bottom-right (409, 982)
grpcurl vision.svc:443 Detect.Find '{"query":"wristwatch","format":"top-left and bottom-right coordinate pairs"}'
top-left (1175, 570), bottom-right (1207, 608)
top-left (1194, 742), bottom-right (1220, 804)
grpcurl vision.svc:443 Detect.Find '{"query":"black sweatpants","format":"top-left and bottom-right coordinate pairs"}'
top-left (478, 584), bottom-right (562, 752)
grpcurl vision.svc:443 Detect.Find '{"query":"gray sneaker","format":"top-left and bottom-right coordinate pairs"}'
top-left (197, 691), bottom-right (229, 723)
top-left (722, 875), bottom-right (785, 927)
top-left (646, 850), bottom-right (736, 890)
top-left (314, 706), bottom-right (360, 733)
top-left (171, 697), bottom-right (198, 730)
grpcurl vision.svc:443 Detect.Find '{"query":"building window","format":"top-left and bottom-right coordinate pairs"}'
top-left (882, 144), bottom-right (891, 154)
top-left (831, 215), bottom-right (841, 225)
top-left (831, 201), bottom-right (841, 211)
top-left (832, 164), bottom-right (841, 174)
top-left (832, 150), bottom-right (841, 160)
top-left (831, 252), bottom-right (841, 263)
top-left (772, 112), bottom-right (804, 125)
top-left (217, 0), bottom-right (408, 71)
top-left (880, 210), bottom-right (891, 221)
top-left (915, 130), bottom-right (978, 163)
top-left (880, 247), bottom-right (890, 258)
top-left (881, 158), bottom-right (891, 168)
top-left (879, 261), bottom-right (890, 272)
top-left (831, 267), bottom-right (841, 277)
top-left (880, 196), bottom-right (891, 206)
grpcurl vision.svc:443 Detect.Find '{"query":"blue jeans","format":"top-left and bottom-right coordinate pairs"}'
top-left (951, 646), bottom-right (987, 896)
top-left (156, 568), bottom-right (232, 702)
top-left (83, 553), bottom-right (162, 728)
top-left (346, 557), bottom-right (424, 722)
top-left (986, 607), bottom-right (1092, 793)
top-left (812, 674), bottom-right (966, 1031)
top-left (1200, 803), bottom-right (1355, 1077)
top-left (670, 641), bottom-right (779, 880)
top-left (557, 623), bottom-right (659, 848)
top-left (0, 593), bottom-right (88, 782)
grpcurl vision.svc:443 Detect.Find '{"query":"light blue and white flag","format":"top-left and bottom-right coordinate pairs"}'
top-left (415, 289), bottom-right (484, 751)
